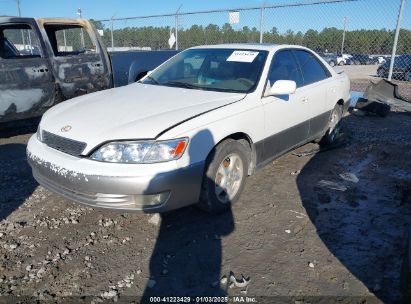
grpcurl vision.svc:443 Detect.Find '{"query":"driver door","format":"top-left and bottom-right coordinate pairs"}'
top-left (260, 49), bottom-right (311, 164)
top-left (0, 19), bottom-right (55, 123)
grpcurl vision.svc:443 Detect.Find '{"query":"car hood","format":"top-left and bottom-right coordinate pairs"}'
top-left (40, 83), bottom-right (245, 154)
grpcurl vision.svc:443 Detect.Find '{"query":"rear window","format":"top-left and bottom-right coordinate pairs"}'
top-left (293, 50), bottom-right (330, 85)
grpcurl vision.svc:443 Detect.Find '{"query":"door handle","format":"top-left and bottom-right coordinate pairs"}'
top-left (302, 97), bottom-right (309, 102)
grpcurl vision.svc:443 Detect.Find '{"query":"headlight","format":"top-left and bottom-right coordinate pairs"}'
top-left (90, 138), bottom-right (188, 163)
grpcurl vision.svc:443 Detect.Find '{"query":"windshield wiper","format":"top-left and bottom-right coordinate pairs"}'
top-left (162, 81), bottom-right (203, 90)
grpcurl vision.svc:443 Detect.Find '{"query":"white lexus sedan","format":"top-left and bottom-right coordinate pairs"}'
top-left (27, 44), bottom-right (350, 213)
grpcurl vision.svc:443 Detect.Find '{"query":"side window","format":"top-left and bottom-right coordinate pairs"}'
top-left (293, 50), bottom-right (330, 85)
top-left (0, 24), bottom-right (42, 59)
top-left (44, 24), bottom-right (97, 56)
top-left (268, 50), bottom-right (303, 88)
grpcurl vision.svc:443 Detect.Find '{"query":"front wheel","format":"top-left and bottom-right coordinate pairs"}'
top-left (320, 104), bottom-right (343, 146)
top-left (198, 140), bottom-right (249, 213)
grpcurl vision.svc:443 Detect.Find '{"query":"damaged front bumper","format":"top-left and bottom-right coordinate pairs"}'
top-left (26, 135), bottom-right (204, 212)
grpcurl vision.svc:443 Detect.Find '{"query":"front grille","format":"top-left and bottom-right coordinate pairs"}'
top-left (42, 130), bottom-right (86, 156)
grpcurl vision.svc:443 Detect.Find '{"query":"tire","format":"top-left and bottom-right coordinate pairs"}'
top-left (339, 61), bottom-right (344, 66)
top-left (197, 139), bottom-right (249, 213)
top-left (329, 61), bottom-right (336, 67)
top-left (320, 104), bottom-right (343, 146)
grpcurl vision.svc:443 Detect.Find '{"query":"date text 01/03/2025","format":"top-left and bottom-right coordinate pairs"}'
top-left (149, 296), bottom-right (257, 303)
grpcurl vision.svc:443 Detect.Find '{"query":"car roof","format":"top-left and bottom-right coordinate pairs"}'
top-left (189, 43), bottom-right (309, 52)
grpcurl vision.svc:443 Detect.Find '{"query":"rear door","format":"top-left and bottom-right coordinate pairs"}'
top-left (0, 18), bottom-right (55, 123)
top-left (38, 20), bottom-right (111, 99)
top-left (292, 49), bottom-right (333, 138)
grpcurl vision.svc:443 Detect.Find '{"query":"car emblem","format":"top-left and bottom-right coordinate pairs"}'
top-left (61, 125), bottom-right (72, 132)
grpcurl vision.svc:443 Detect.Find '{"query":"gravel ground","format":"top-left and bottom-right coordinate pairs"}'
top-left (0, 107), bottom-right (410, 304)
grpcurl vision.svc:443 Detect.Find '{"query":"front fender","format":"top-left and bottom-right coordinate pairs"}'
top-left (160, 97), bottom-right (265, 166)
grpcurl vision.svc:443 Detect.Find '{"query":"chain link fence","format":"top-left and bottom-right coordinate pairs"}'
top-left (95, 0), bottom-right (411, 99)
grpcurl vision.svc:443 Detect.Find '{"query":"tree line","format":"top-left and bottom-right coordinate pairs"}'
top-left (92, 20), bottom-right (411, 55)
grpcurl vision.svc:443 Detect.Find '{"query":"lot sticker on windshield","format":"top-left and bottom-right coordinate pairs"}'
top-left (226, 51), bottom-right (259, 63)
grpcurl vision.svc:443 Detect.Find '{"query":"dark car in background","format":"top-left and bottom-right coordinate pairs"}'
top-left (318, 52), bottom-right (337, 67)
top-left (377, 54), bottom-right (411, 81)
top-left (350, 53), bottom-right (373, 65)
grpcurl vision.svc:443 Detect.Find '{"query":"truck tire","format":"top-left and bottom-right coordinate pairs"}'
top-left (198, 139), bottom-right (249, 213)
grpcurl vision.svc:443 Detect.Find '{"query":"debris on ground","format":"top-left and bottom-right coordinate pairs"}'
top-left (363, 79), bottom-right (411, 112)
top-left (292, 148), bottom-right (320, 158)
top-left (292, 136), bottom-right (347, 158)
top-left (317, 180), bottom-right (348, 192)
top-left (148, 214), bottom-right (160, 226)
top-left (355, 97), bottom-right (391, 117)
top-left (339, 172), bottom-right (359, 183)
top-left (288, 210), bottom-right (307, 218)
top-left (351, 109), bottom-right (366, 117)
top-left (353, 80), bottom-right (411, 117)
top-left (229, 272), bottom-right (251, 288)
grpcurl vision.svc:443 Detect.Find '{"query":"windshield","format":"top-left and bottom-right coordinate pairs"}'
top-left (141, 48), bottom-right (268, 93)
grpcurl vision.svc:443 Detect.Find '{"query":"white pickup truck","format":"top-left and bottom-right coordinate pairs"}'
top-left (27, 44), bottom-right (350, 213)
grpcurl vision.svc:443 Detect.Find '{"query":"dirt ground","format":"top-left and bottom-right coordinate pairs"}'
top-left (0, 105), bottom-right (411, 303)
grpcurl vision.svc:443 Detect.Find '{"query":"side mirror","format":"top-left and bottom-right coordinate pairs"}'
top-left (267, 80), bottom-right (296, 96)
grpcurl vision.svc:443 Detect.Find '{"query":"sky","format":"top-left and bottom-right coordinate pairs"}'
top-left (0, 0), bottom-right (410, 33)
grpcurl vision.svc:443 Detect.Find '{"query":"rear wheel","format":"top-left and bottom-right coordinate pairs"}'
top-left (198, 139), bottom-right (249, 213)
top-left (320, 104), bottom-right (343, 146)
top-left (329, 61), bottom-right (336, 67)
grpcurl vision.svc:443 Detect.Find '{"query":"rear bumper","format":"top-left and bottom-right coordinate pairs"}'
top-left (27, 135), bottom-right (205, 212)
